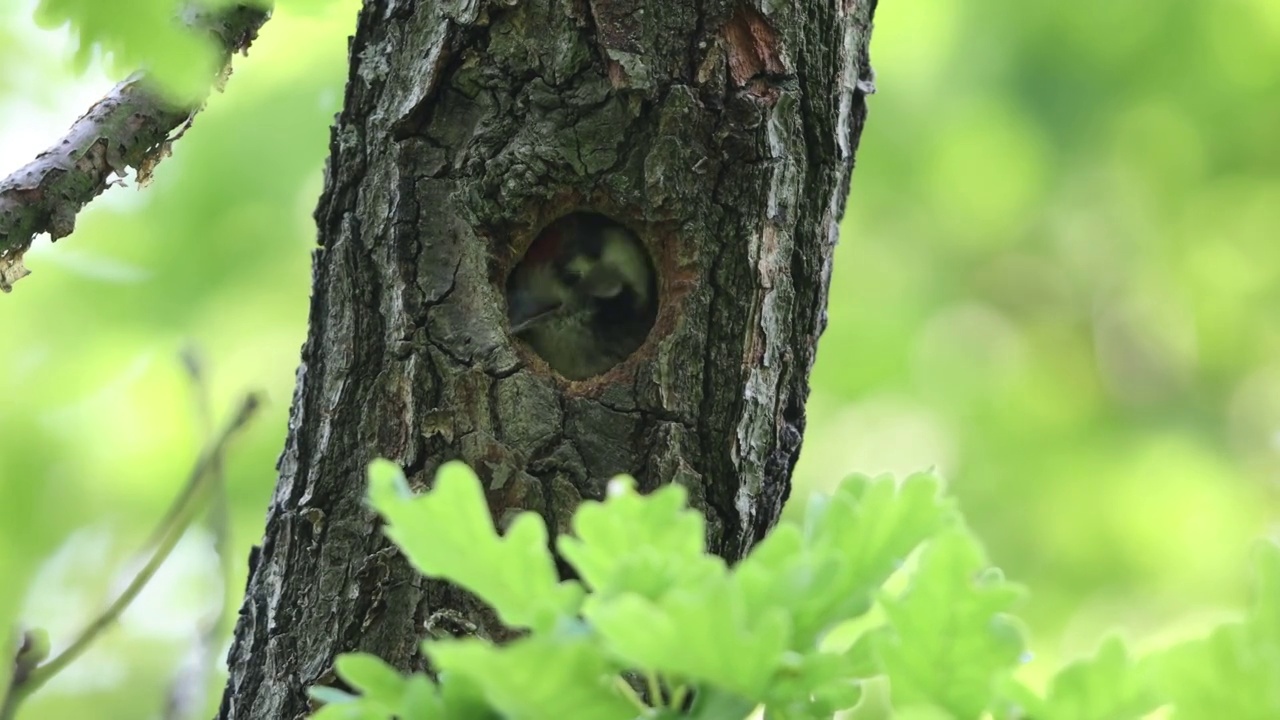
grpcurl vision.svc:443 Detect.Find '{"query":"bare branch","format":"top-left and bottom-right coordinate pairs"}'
top-left (0, 3), bottom-right (271, 292)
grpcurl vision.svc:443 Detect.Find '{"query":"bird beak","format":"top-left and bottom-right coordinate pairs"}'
top-left (508, 293), bottom-right (562, 334)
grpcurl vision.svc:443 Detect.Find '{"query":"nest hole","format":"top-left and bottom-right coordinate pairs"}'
top-left (506, 212), bottom-right (659, 380)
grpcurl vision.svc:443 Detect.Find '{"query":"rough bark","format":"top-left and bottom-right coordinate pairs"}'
top-left (219, 0), bottom-right (877, 717)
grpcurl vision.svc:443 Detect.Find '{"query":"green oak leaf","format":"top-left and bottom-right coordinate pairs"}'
top-left (367, 459), bottom-right (582, 632)
top-left (872, 527), bottom-right (1026, 719)
top-left (426, 634), bottom-right (637, 720)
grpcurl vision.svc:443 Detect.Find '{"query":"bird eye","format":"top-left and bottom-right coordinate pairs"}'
top-left (561, 267), bottom-right (585, 286)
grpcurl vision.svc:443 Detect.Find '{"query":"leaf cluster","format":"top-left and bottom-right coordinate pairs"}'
top-left (314, 461), bottom-right (1280, 719)
top-left (33, 0), bottom-right (244, 100)
top-left (312, 461), bottom-right (1034, 720)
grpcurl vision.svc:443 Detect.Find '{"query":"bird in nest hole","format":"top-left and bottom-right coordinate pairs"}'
top-left (506, 213), bottom-right (657, 380)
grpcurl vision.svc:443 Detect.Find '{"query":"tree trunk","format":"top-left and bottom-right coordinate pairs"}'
top-left (218, 0), bottom-right (876, 717)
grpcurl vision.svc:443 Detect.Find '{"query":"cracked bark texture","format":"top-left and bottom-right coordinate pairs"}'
top-left (218, 0), bottom-right (877, 717)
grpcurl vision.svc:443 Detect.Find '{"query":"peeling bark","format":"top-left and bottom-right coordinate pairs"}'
top-left (0, 4), bottom-right (269, 292)
top-left (219, 0), bottom-right (877, 717)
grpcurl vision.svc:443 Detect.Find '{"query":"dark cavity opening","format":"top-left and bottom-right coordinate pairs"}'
top-left (506, 212), bottom-right (658, 380)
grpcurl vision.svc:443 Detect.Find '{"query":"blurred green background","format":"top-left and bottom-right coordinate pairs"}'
top-left (2, 0), bottom-right (1278, 716)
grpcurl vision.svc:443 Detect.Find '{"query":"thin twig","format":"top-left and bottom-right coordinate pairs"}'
top-left (161, 348), bottom-right (236, 720)
top-left (0, 393), bottom-right (261, 719)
